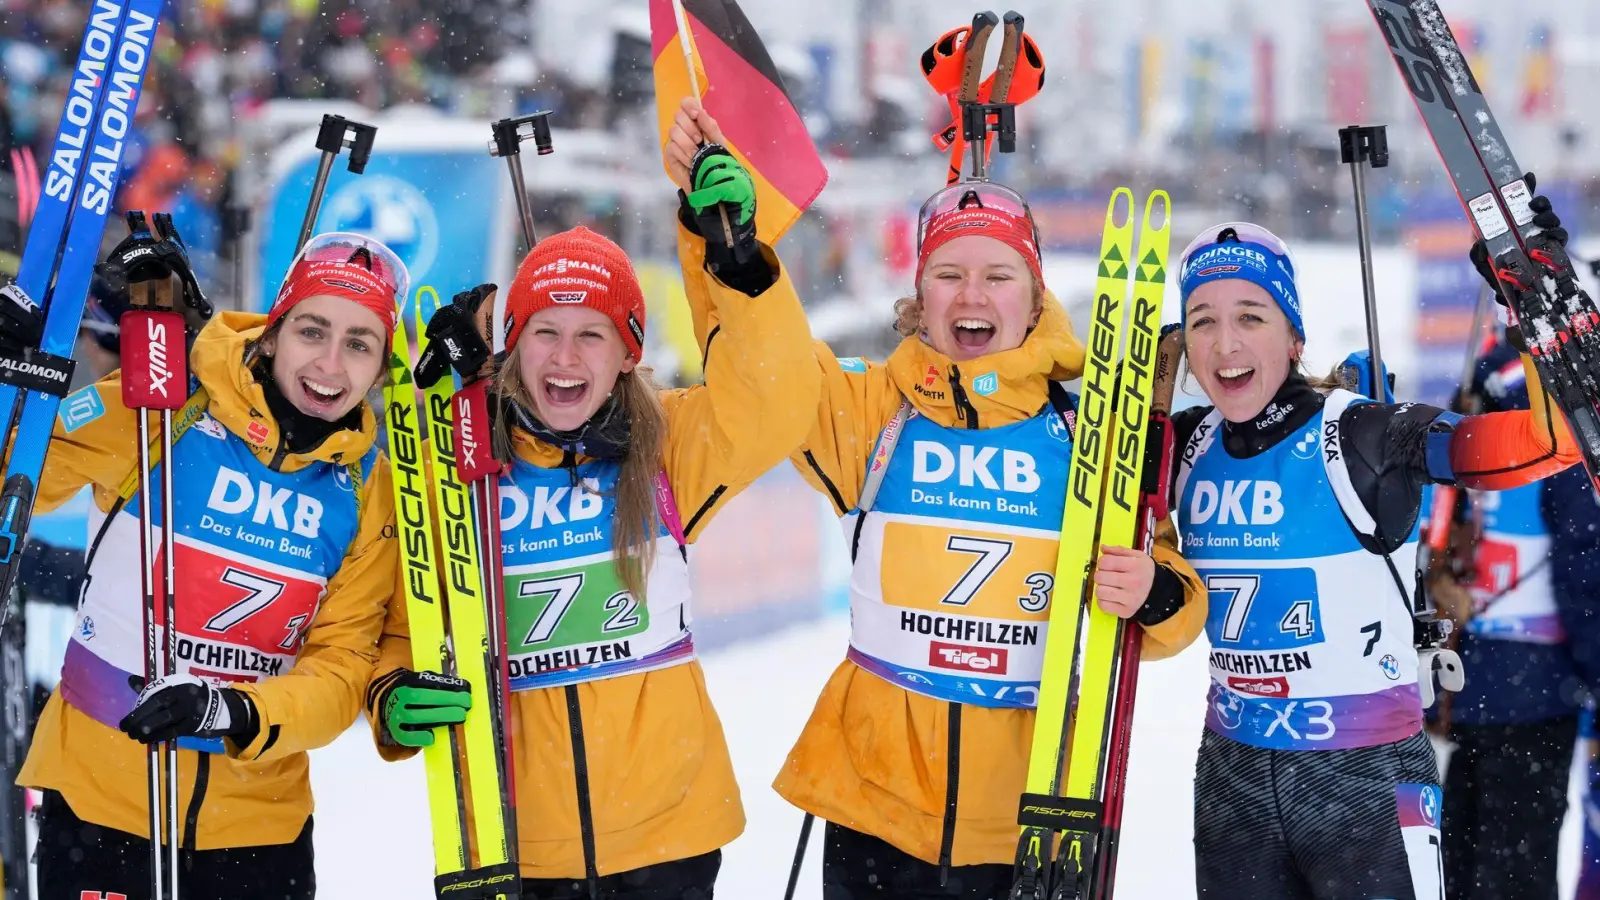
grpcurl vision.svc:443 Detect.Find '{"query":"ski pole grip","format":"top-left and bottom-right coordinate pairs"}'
top-left (489, 112), bottom-right (555, 159)
top-left (314, 115), bottom-right (378, 174)
top-left (453, 380), bottom-right (503, 482)
top-left (1338, 124), bottom-right (1389, 169)
top-left (120, 310), bottom-right (188, 410)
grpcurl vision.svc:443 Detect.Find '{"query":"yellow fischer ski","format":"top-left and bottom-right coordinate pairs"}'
top-left (412, 287), bottom-right (519, 899)
top-left (382, 290), bottom-right (470, 881)
top-left (1013, 191), bottom-right (1172, 900)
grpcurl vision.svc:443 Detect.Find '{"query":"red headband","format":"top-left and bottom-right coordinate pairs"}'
top-left (266, 256), bottom-right (400, 336)
top-left (915, 206), bottom-right (1044, 288)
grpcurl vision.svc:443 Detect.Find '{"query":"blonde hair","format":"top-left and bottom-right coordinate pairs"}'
top-left (493, 360), bottom-right (668, 599)
top-left (892, 278), bottom-right (1046, 338)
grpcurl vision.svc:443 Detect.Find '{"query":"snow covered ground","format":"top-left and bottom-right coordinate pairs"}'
top-left (309, 612), bottom-right (1588, 898)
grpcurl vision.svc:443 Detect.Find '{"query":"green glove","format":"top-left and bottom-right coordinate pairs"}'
top-left (684, 144), bottom-right (759, 271)
top-left (376, 669), bottom-right (471, 748)
top-left (687, 145), bottom-right (756, 227)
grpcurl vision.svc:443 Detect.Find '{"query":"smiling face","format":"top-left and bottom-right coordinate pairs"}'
top-left (917, 234), bottom-right (1038, 362)
top-left (1183, 279), bottom-right (1303, 423)
top-left (513, 305), bottom-right (637, 432)
top-left (261, 294), bottom-right (387, 421)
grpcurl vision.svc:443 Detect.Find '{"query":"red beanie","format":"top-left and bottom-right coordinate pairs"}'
top-left (265, 235), bottom-right (403, 336)
top-left (503, 226), bottom-right (646, 359)
top-left (915, 205), bottom-right (1043, 288)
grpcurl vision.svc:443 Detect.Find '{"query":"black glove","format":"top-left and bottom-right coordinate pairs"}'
top-left (119, 674), bottom-right (256, 745)
top-left (0, 282), bottom-right (44, 356)
top-left (372, 669), bottom-right (472, 748)
top-left (96, 211), bottom-right (214, 334)
top-left (1469, 171), bottom-right (1568, 306)
top-left (414, 283), bottom-right (495, 390)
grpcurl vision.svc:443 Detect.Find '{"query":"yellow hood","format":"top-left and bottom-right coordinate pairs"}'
top-left (886, 292), bottom-right (1085, 429)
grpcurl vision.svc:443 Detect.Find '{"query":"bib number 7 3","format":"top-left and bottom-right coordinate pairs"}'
top-left (937, 535), bottom-right (1053, 613)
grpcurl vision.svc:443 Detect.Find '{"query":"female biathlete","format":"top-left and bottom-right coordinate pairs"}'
top-left (1170, 208), bottom-right (1583, 899)
top-left (10, 227), bottom-right (405, 899)
top-left (680, 158), bottom-right (1210, 890)
top-left (364, 113), bottom-right (819, 896)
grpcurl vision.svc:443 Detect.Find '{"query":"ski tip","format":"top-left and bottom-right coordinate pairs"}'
top-left (1105, 187), bottom-right (1135, 229)
top-left (1003, 10), bottom-right (1024, 27)
top-left (971, 10), bottom-right (1000, 30)
top-left (1141, 190), bottom-right (1171, 232)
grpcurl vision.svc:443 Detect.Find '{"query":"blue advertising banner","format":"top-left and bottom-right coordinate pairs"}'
top-left (255, 123), bottom-right (513, 319)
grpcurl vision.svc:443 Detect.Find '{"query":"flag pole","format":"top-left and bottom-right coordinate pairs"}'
top-left (670, 0), bottom-right (736, 249)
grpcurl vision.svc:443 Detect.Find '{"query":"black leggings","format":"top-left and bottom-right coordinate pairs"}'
top-left (1194, 729), bottom-right (1442, 900)
top-left (822, 822), bottom-right (1012, 899)
top-left (33, 790), bottom-right (315, 900)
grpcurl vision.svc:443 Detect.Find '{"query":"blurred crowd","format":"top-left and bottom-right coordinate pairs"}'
top-left (0, 0), bottom-right (536, 288)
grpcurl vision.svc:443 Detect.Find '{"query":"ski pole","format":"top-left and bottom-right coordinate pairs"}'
top-left (669, 0), bottom-right (739, 251)
top-left (119, 212), bottom-right (192, 900)
top-left (295, 115), bottom-right (377, 254)
top-left (1339, 124), bottom-right (1390, 401)
top-left (223, 203), bottom-right (251, 312)
top-left (782, 813), bottom-right (814, 900)
top-left (489, 113), bottom-right (552, 261)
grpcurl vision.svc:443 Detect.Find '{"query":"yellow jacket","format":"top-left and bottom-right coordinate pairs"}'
top-left (367, 237), bottom-right (820, 879)
top-left (770, 296), bottom-right (1208, 867)
top-left (20, 312), bottom-right (397, 850)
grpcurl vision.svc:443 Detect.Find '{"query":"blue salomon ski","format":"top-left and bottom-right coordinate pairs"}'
top-left (0, 0), bottom-right (165, 599)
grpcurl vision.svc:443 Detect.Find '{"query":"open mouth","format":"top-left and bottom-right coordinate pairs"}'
top-left (1215, 365), bottom-right (1255, 394)
top-left (950, 317), bottom-right (997, 353)
top-left (543, 375), bottom-right (589, 407)
top-left (299, 377), bottom-right (348, 414)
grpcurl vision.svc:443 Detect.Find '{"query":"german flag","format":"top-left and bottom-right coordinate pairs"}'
top-left (650, 0), bottom-right (828, 247)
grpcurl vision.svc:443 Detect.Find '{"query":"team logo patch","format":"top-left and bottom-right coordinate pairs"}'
top-left (59, 386), bottom-right (105, 433)
top-left (837, 357), bottom-right (868, 373)
top-left (971, 372), bottom-right (999, 396)
top-left (924, 365), bottom-right (939, 388)
top-left (246, 421), bottom-right (271, 445)
top-left (79, 616), bottom-right (95, 641)
top-left (550, 291), bottom-right (587, 303)
top-left (626, 313), bottom-right (645, 348)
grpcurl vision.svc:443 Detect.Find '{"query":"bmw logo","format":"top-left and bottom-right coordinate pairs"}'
top-left (1380, 654), bottom-right (1400, 680)
top-left (1291, 429), bottom-right (1318, 460)
top-left (1212, 688), bottom-right (1246, 730)
top-left (323, 175), bottom-right (440, 288)
top-left (1419, 785), bottom-right (1440, 827)
top-left (1046, 413), bottom-right (1070, 443)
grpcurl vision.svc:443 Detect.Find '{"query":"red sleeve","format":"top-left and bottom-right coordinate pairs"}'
top-left (1451, 355), bottom-right (1583, 491)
